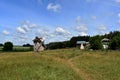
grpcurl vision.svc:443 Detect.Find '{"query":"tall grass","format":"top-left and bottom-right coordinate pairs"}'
top-left (0, 49), bottom-right (120, 80)
top-left (0, 52), bottom-right (81, 80)
top-left (72, 51), bottom-right (120, 80)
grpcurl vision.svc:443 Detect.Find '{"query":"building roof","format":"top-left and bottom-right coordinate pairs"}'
top-left (33, 36), bottom-right (42, 43)
top-left (102, 38), bottom-right (110, 42)
top-left (76, 41), bottom-right (86, 44)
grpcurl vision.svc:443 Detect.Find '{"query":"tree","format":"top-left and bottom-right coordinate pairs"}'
top-left (23, 43), bottom-right (32, 47)
top-left (70, 36), bottom-right (90, 47)
top-left (0, 43), bottom-right (3, 46)
top-left (109, 36), bottom-right (120, 50)
top-left (89, 35), bottom-right (102, 50)
top-left (3, 42), bottom-right (13, 51)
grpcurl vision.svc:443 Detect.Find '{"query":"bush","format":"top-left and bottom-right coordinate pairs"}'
top-left (0, 43), bottom-right (3, 46)
top-left (109, 36), bottom-right (120, 50)
top-left (90, 35), bottom-right (102, 50)
top-left (3, 42), bottom-right (13, 51)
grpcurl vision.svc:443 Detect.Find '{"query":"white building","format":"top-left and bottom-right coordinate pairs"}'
top-left (101, 38), bottom-right (110, 49)
top-left (76, 41), bottom-right (89, 50)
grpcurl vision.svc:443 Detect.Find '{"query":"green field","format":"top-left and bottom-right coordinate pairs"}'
top-left (0, 46), bottom-right (31, 51)
top-left (0, 49), bottom-right (120, 80)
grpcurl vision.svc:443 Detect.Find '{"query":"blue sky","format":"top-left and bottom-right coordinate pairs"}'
top-left (0, 0), bottom-right (120, 45)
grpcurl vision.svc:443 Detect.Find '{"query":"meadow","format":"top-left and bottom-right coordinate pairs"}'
top-left (0, 48), bottom-right (120, 80)
top-left (0, 46), bottom-right (31, 52)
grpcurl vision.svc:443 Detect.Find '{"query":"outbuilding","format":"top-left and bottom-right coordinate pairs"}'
top-left (76, 41), bottom-right (89, 50)
top-left (101, 38), bottom-right (110, 49)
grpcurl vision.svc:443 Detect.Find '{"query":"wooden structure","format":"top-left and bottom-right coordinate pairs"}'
top-left (33, 36), bottom-right (45, 52)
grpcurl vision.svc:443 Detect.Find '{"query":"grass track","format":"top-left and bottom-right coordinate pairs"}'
top-left (0, 49), bottom-right (120, 80)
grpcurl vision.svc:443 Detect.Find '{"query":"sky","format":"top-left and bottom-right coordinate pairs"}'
top-left (0, 0), bottom-right (120, 45)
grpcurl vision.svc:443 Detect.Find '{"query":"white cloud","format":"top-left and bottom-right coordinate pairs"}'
top-left (75, 24), bottom-right (88, 36)
top-left (118, 13), bottom-right (120, 18)
top-left (115, 0), bottom-right (120, 3)
top-left (2, 30), bottom-right (10, 35)
top-left (16, 20), bottom-right (38, 34)
top-left (98, 25), bottom-right (108, 34)
top-left (29, 24), bottom-right (38, 28)
top-left (47, 3), bottom-right (61, 12)
top-left (98, 25), bottom-right (107, 31)
top-left (55, 27), bottom-right (71, 36)
top-left (23, 25), bottom-right (30, 31)
top-left (117, 27), bottom-right (120, 31)
top-left (76, 25), bottom-right (88, 32)
top-left (79, 32), bottom-right (88, 36)
top-left (37, 29), bottom-right (55, 40)
top-left (17, 27), bottom-right (26, 34)
top-left (76, 16), bottom-right (81, 23)
top-left (18, 35), bottom-right (29, 40)
top-left (118, 19), bottom-right (120, 24)
top-left (37, 29), bottom-right (49, 37)
top-left (91, 16), bottom-right (97, 20)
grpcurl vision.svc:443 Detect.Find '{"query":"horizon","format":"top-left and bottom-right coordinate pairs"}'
top-left (0, 0), bottom-right (120, 45)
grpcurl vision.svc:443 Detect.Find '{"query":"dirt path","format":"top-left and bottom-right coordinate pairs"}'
top-left (44, 54), bottom-right (91, 80)
top-left (41, 55), bottom-right (92, 80)
top-left (67, 59), bottom-right (91, 80)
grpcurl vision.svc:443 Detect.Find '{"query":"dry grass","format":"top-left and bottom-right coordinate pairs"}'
top-left (0, 49), bottom-right (120, 80)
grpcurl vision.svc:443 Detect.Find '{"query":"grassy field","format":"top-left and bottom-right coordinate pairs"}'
top-left (0, 49), bottom-right (120, 80)
top-left (0, 46), bottom-right (31, 51)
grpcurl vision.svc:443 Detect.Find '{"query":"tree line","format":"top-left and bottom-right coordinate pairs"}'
top-left (0, 31), bottom-right (120, 51)
top-left (47, 31), bottom-right (120, 50)
top-left (0, 42), bottom-right (33, 51)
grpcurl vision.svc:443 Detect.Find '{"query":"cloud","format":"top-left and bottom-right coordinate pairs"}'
top-left (115, 0), bottom-right (120, 3)
top-left (76, 25), bottom-right (88, 32)
top-left (118, 13), bottom-right (120, 18)
top-left (118, 19), bottom-right (120, 24)
top-left (55, 27), bottom-right (71, 36)
top-left (16, 20), bottom-right (38, 34)
top-left (117, 27), bottom-right (120, 31)
top-left (22, 25), bottom-right (30, 31)
top-left (75, 16), bottom-right (88, 36)
top-left (36, 27), bottom-right (71, 43)
top-left (98, 25), bottom-right (108, 34)
top-left (17, 27), bottom-right (26, 34)
top-left (37, 29), bottom-right (55, 39)
top-left (37, 29), bottom-right (53, 37)
top-left (47, 3), bottom-right (61, 12)
top-left (2, 30), bottom-right (10, 35)
top-left (91, 16), bottom-right (97, 20)
top-left (98, 25), bottom-right (107, 31)
top-left (75, 16), bottom-right (81, 23)
top-left (79, 32), bottom-right (88, 36)
top-left (29, 24), bottom-right (38, 28)
top-left (76, 25), bottom-right (88, 36)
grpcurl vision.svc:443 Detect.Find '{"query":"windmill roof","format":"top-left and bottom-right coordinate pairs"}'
top-left (33, 36), bottom-right (42, 43)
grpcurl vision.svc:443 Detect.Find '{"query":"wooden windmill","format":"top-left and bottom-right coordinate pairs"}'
top-left (33, 36), bottom-right (45, 52)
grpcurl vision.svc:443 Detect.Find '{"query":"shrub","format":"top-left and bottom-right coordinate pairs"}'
top-left (3, 42), bottom-right (13, 51)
